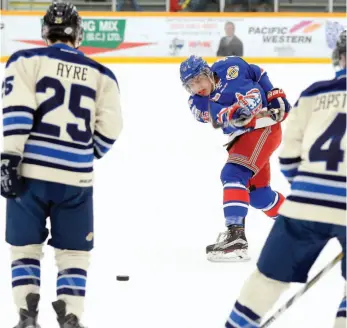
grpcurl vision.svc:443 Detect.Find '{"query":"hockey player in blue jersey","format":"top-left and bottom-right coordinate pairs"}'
top-left (180, 55), bottom-right (291, 262)
top-left (225, 30), bottom-right (346, 328)
top-left (1, 2), bottom-right (123, 327)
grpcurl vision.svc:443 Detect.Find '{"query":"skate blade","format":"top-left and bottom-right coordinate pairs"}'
top-left (207, 250), bottom-right (251, 262)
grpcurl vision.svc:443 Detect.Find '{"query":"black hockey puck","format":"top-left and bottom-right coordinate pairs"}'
top-left (116, 275), bottom-right (130, 281)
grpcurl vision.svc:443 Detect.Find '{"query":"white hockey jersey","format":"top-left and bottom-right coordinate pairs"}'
top-left (279, 69), bottom-right (346, 226)
top-left (2, 43), bottom-right (123, 187)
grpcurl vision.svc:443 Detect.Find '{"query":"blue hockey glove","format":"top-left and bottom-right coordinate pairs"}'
top-left (1, 152), bottom-right (25, 199)
top-left (226, 104), bottom-right (256, 129)
top-left (267, 88), bottom-right (291, 122)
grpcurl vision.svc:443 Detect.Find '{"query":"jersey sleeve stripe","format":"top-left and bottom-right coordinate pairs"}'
top-left (94, 130), bottom-right (116, 145)
top-left (279, 156), bottom-right (301, 164)
top-left (93, 141), bottom-right (109, 157)
top-left (280, 162), bottom-right (300, 170)
top-left (3, 116), bottom-right (33, 126)
top-left (93, 146), bottom-right (103, 159)
top-left (3, 106), bottom-right (35, 115)
top-left (2, 106), bottom-right (35, 136)
top-left (2, 106), bottom-right (34, 137)
top-left (94, 144), bottom-right (107, 158)
top-left (3, 126), bottom-right (32, 137)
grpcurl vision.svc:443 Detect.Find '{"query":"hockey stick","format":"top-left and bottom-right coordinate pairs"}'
top-left (260, 251), bottom-right (344, 328)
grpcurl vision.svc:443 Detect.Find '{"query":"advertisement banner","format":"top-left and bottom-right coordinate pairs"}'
top-left (164, 16), bottom-right (346, 58)
top-left (0, 13), bottom-right (346, 62)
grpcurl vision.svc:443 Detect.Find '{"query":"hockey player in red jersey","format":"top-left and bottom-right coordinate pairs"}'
top-left (179, 55), bottom-right (291, 262)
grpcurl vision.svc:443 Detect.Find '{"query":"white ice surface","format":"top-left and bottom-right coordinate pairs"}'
top-left (0, 63), bottom-right (344, 328)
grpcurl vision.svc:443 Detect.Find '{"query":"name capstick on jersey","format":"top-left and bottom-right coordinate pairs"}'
top-left (2, 43), bottom-right (123, 187)
top-left (279, 69), bottom-right (346, 226)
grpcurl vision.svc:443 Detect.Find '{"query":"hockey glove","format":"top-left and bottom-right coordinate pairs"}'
top-left (266, 88), bottom-right (291, 122)
top-left (227, 104), bottom-right (256, 129)
top-left (1, 152), bottom-right (25, 199)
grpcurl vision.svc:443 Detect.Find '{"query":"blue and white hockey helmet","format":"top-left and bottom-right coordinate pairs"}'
top-left (180, 55), bottom-right (213, 94)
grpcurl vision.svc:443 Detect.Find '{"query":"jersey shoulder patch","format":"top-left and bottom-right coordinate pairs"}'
top-left (211, 56), bottom-right (247, 78)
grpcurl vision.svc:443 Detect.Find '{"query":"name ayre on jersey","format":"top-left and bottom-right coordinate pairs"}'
top-left (57, 62), bottom-right (89, 81)
top-left (313, 91), bottom-right (346, 112)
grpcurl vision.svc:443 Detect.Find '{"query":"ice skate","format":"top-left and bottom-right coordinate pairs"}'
top-left (52, 300), bottom-right (86, 328)
top-left (206, 225), bottom-right (250, 262)
top-left (13, 293), bottom-right (41, 328)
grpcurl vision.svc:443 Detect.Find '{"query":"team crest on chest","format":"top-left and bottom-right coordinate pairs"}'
top-left (235, 88), bottom-right (263, 113)
top-left (226, 66), bottom-right (239, 80)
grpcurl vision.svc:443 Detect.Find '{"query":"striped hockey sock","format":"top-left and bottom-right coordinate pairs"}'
top-left (55, 249), bottom-right (90, 319)
top-left (226, 301), bottom-right (261, 328)
top-left (57, 268), bottom-right (87, 298)
top-left (223, 182), bottom-right (250, 226)
top-left (12, 258), bottom-right (41, 311)
top-left (12, 258), bottom-right (41, 289)
top-left (262, 192), bottom-right (285, 220)
top-left (57, 268), bottom-right (87, 318)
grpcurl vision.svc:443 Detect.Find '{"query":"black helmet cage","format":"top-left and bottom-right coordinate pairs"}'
top-left (42, 2), bottom-right (84, 48)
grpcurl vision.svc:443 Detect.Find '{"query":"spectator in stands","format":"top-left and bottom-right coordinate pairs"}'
top-left (116, 0), bottom-right (142, 11)
top-left (224, 0), bottom-right (273, 12)
top-left (252, 0), bottom-right (273, 11)
top-left (224, 0), bottom-right (248, 11)
top-left (216, 21), bottom-right (243, 57)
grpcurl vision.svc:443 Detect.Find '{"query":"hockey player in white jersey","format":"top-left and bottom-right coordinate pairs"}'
top-left (1, 2), bottom-right (122, 328)
top-left (225, 30), bottom-right (346, 328)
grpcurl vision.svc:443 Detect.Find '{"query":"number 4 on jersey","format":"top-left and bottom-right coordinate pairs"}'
top-left (309, 113), bottom-right (346, 171)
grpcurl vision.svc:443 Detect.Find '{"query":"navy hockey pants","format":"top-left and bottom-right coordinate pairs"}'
top-left (257, 215), bottom-right (346, 283)
top-left (6, 178), bottom-right (94, 251)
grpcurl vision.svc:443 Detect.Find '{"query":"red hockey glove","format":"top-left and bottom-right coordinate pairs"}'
top-left (266, 88), bottom-right (291, 122)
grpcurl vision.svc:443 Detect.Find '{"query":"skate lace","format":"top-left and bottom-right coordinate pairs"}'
top-left (216, 231), bottom-right (229, 244)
